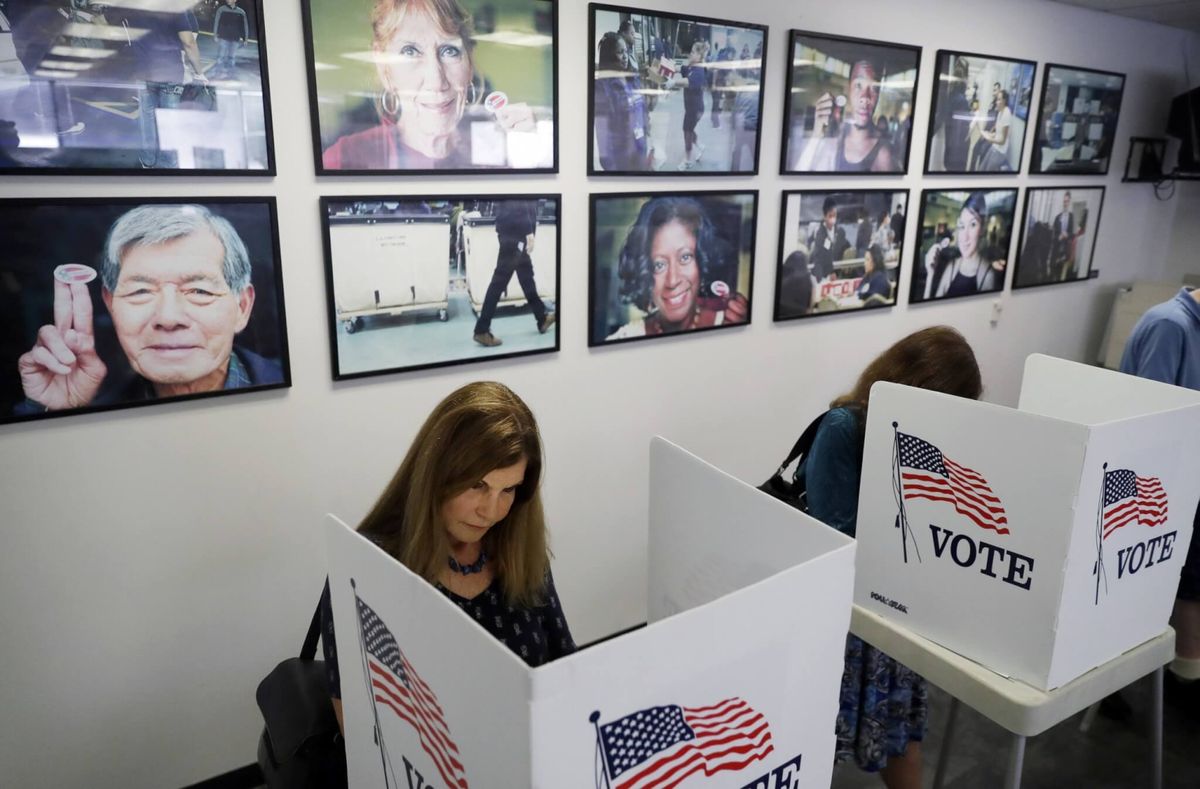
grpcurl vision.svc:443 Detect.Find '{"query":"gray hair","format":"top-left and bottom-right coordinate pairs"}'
top-left (102, 204), bottom-right (252, 293)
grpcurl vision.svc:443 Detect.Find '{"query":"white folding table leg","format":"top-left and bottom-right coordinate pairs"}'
top-left (933, 697), bottom-right (961, 789)
top-left (1003, 733), bottom-right (1026, 789)
top-left (1152, 666), bottom-right (1164, 789)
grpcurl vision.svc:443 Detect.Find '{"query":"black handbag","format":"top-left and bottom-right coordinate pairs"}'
top-left (256, 598), bottom-right (347, 789)
top-left (758, 411), bottom-right (829, 513)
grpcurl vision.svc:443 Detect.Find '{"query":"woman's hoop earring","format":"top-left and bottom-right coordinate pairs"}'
top-left (467, 82), bottom-right (478, 105)
top-left (381, 87), bottom-right (401, 118)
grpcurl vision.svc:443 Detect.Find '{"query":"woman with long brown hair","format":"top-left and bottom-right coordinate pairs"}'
top-left (319, 381), bottom-right (575, 731)
top-left (795, 326), bottom-right (981, 788)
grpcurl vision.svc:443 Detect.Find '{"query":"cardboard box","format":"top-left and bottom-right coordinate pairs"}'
top-left (855, 354), bottom-right (1200, 690)
top-left (326, 437), bottom-right (855, 788)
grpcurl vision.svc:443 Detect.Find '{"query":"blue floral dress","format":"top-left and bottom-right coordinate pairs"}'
top-left (798, 407), bottom-right (928, 771)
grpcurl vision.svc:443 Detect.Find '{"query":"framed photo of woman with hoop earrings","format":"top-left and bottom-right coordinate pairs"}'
top-left (302, 0), bottom-right (558, 174)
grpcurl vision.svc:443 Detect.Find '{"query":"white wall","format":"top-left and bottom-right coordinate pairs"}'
top-left (1, 1), bottom-right (1198, 786)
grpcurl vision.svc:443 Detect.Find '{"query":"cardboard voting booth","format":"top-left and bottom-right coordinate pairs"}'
top-left (325, 437), bottom-right (855, 789)
top-left (855, 354), bottom-right (1200, 691)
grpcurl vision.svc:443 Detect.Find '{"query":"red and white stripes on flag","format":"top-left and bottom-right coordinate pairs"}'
top-left (1102, 468), bottom-right (1168, 539)
top-left (896, 431), bottom-right (1010, 535)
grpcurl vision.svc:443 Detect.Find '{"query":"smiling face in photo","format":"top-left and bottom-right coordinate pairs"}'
top-left (649, 219), bottom-right (701, 326)
top-left (377, 8), bottom-right (474, 142)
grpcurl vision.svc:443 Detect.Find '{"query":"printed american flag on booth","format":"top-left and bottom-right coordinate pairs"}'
top-left (1102, 468), bottom-right (1168, 539)
top-left (596, 698), bottom-right (773, 789)
top-left (357, 595), bottom-right (469, 789)
top-left (896, 431), bottom-right (1009, 535)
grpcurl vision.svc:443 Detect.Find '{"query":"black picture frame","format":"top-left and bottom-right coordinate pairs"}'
top-left (1030, 64), bottom-right (1125, 175)
top-left (302, 0), bottom-right (559, 175)
top-left (779, 30), bottom-right (921, 175)
top-left (0, 196), bottom-right (290, 426)
top-left (1013, 186), bottom-right (1105, 290)
top-left (589, 190), bottom-right (758, 347)
top-left (320, 194), bottom-right (561, 380)
top-left (909, 187), bottom-right (1018, 304)
top-left (587, 2), bottom-right (768, 176)
top-left (0, 1), bottom-right (277, 176)
top-left (774, 189), bottom-right (910, 321)
top-left (924, 49), bottom-right (1037, 175)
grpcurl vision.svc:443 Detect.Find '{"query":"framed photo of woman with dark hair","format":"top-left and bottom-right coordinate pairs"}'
top-left (910, 188), bottom-right (1018, 304)
top-left (780, 31), bottom-right (921, 175)
top-left (589, 191), bottom-right (758, 347)
top-left (302, 0), bottom-right (558, 174)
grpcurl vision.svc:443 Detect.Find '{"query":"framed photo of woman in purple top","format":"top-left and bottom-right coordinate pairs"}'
top-left (588, 4), bottom-right (767, 175)
top-left (303, 0), bottom-right (558, 175)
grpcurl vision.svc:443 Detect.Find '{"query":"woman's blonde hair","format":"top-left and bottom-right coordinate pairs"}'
top-left (372, 0), bottom-right (474, 52)
top-left (358, 381), bottom-right (549, 606)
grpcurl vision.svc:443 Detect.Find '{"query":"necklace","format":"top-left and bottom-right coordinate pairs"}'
top-left (448, 550), bottom-right (487, 575)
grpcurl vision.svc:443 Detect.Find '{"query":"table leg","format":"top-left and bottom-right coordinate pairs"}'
top-left (1152, 665), bottom-right (1163, 789)
top-left (933, 697), bottom-right (960, 789)
top-left (1004, 734), bottom-right (1025, 789)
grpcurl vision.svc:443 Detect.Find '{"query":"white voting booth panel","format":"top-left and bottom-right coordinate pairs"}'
top-left (855, 354), bottom-right (1200, 691)
top-left (329, 217), bottom-right (450, 319)
top-left (463, 217), bottom-right (557, 311)
top-left (325, 437), bottom-right (855, 789)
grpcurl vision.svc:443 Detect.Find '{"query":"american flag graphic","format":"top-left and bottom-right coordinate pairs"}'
top-left (896, 431), bottom-right (1009, 535)
top-left (596, 698), bottom-right (773, 789)
top-left (1102, 469), bottom-right (1168, 539)
top-left (357, 596), bottom-right (469, 789)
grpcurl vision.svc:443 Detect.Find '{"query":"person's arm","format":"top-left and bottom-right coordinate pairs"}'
top-left (540, 569), bottom-right (576, 661)
top-left (240, 8), bottom-right (249, 41)
top-left (212, 6), bottom-right (222, 37)
top-left (318, 579), bottom-right (345, 736)
top-left (1125, 321), bottom-right (1185, 385)
top-left (178, 30), bottom-right (205, 79)
top-left (803, 409), bottom-right (864, 537)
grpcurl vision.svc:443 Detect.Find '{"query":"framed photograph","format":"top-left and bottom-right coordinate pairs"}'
top-left (924, 50), bottom-right (1036, 174)
top-left (321, 195), bottom-right (559, 379)
top-left (775, 189), bottom-right (909, 321)
top-left (1014, 187), bottom-right (1104, 289)
top-left (0, 198), bottom-right (289, 426)
top-left (588, 4), bottom-right (767, 175)
top-left (910, 188), bottom-right (1017, 304)
top-left (1030, 64), bottom-right (1125, 174)
top-left (780, 30), bottom-right (920, 174)
top-left (589, 190), bottom-right (757, 347)
top-left (303, 0), bottom-right (557, 174)
top-left (0, 0), bottom-right (275, 174)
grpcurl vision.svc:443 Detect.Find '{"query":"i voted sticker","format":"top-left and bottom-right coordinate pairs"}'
top-left (485, 91), bottom-right (508, 113)
top-left (711, 280), bottom-right (730, 298)
top-left (53, 264), bottom-right (97, 284)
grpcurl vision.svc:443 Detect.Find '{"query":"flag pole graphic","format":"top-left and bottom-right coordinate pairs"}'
top-left (353, 579), bottom-right (394, 789)
top-left (1093, 464), bottom-right (1109, 605)
top-left (892, 422), bottom-right (922, 564)
top-left (590, 711), bottom-right (613, 789)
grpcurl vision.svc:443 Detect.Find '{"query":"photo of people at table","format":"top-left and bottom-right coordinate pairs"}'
top-left (306, 0), bottom-right (556, 173)
top-left (775, 190), bottom-right (908, 320)
top-left (910, 189), bottom-right (1016, 304)
top-left (926, 50), bottom-right (1035, 174)
top-left (590, 5), bottom-right (765, 174)
top-left (590, 192), bottom-right (756, 346)
top-left (1031, 65), bottom-right (1124, 174)
top-left (781, 32), bottom-right (919, 174)
top-left (1015, 187), bottom-right (1103, 289)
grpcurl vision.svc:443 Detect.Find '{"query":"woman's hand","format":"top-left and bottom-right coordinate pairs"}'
top-left (991, 257), bottom-right (1007, 272)
top-left (924, 239), bottom-right (947, 274)
top-left (496, 102), bottom-right (536, 133)
top-left (724, 292), bottom-right (749, 324)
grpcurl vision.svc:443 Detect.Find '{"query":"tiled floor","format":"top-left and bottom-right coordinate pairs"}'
top-left (832, 673), bottom-right (1200, 788)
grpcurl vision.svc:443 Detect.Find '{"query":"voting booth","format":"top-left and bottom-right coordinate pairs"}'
top-left (325, 437), bottom-right (855, 789)
top-left (855, 354), bottom-right (1200, 691)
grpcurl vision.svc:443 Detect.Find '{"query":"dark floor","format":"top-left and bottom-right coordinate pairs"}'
top-left (832, 673), bottom-right (1200, 788)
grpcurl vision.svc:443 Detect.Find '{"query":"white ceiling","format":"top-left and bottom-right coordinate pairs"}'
top-left (1052, 0), bottom-right (1200, 31)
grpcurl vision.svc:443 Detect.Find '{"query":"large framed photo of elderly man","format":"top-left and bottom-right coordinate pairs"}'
top-left (0, 0), bottom-right (276, 174)
top-left (0, 198), bottom-right (290, 426)
top-left (588, 3), bottom-right (767, 175)
top-left (780, 30), bottom-right (921, 175)
top-left (909, 188), bottom-right (1017, 304)
top-left (303, 0), bottom-right (558, 174)
top-left (589, 190), bottom-right (757, 347)
top-left (924, 49), bottom-right (1036, 174)
top-left (1014, 186), bottom-right (1104, 289)
top-left (321, 194), bottom-right (559, 379)
top-left (1030, 64), bottom-right (1125, 174)
top-left (775, 189), bottom-right (909, 321)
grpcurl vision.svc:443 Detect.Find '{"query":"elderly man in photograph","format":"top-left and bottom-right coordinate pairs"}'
top-left (17, 204), bottom-right (282, 413)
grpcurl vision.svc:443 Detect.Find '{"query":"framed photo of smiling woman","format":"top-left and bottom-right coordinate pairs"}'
top-left (589, 190), bottom-right (758, 347)
top-left (302, 0), bottom-right (558, 174)
top-left (0, 197), bottom-right (290, 426)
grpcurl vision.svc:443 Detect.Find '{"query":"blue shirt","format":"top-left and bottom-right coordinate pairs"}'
top-left (1120, 287), bottom-right (1200, 390)
top-left (796, 407), bottom-right (864, 537)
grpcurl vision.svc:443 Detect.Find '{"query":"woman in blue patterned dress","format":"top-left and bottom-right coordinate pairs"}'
top-left (797, 326), bottom-right (982, 787)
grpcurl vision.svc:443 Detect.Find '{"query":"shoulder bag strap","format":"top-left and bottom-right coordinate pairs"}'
top-left (300, 591), bottom-right (324, 661)
top-left (773, 410), bottom-right (829, 477)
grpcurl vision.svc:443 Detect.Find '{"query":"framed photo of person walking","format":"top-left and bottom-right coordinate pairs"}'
top-left (590, 190), bottom-right (758, 346)
top-left (924, 50), bottom-right (1036, 175)
top-left (303, 0), bottom-right (558, 175)
top-left (775, 189), bottom-right (909, 321)
top-left (1014, 187), bottom-right (1104, 289)
top-left (910, 188), bottom-right (1017, 304)
top-left (320, 195), bottom-right (560, 380)
top-left (588, 4), bottom-right (768, 175)
top-left (780, 31), bottom-right (921, 175)
top-left (1030, 65), bottom-right (1125, 174)
top-left (0, 0), bottom-right (276, 175)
